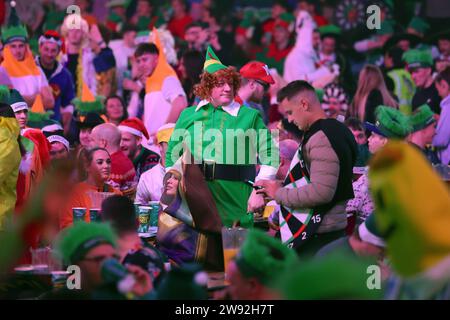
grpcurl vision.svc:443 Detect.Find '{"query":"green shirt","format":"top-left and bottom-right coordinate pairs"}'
top-left (166, 101), bottom-right (279, 227)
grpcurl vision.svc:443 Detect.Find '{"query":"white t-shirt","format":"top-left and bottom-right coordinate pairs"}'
top-left (135, 163), bottom-right (165, 204)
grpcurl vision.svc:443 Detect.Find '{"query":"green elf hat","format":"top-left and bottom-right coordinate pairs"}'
top-left (203, 46), bottom-right (227, 74)
top-left (319, 24), bottom-right (342, 40)
top-left (365, 105), bottom-right (412, 139)
top-left (71, 82), bottom-right (105, 116)
top-left (358, 214), bottom-right (385, 247)
top-left (1, 1), bottom-right (28, 44)
top-left (407, 17), bottom-right (430, 35)
top-left (409, 104), bottom-right (436, 132)
top-left (54, 222), bottom-right (117, 265)
top-left (27, 94), bottom-right (54, 128)
top-left (234, 229), bottom-right (298, 288)
top-left (402, 49), bottom-right (433, 70)
top-left (278, 251), bottom-right (382, 299)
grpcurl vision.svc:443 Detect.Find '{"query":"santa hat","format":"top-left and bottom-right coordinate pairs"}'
top-left (118, 117), bottom-right (149, 140)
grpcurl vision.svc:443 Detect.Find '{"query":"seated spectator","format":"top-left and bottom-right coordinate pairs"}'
top-left (60, 147), bottom-right (120, 229)
top-left (407, 104), bottom-right (440, 164)
top-left (42, 123), bottom-right (70, 161)
top-left (90, 123), bottom-right (136, 192)
top-left (345, 117), bottom-right (371, 167)
top-left (48, 222), bottom-right (151, 299)
top-left (101, 195), bottom-right (166, 287)
top-left (346, 106), bottom-right (411, 224)
top-left (135, 124), bottom-right (174, 204)
top-left (227, 229), bottom-right (298, 300)
top-left (119, 118), bottom-right (160, 181)
top-left (105, 95), bottom-right (128, 126)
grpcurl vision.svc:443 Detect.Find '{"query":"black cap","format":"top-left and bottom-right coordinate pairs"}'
top-left (76, 112), bottom-right (105, 129)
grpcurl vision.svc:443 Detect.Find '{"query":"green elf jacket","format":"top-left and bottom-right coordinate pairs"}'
top-left (166, 100), bottom-right (279, 228)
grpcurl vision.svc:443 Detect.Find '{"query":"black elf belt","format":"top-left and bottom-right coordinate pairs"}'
top-left (198, 160), bottom-right (256, 182)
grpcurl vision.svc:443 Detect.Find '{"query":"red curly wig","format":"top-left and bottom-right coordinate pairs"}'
top-left (193, 67), bottom-right (241, 100)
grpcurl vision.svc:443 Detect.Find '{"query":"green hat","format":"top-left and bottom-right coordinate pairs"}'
top-left (409, 104), bottom-right (436, 132)
top-left (203, 46), bottom-right (227, 74)
top-left (72, 82), bottom-right (105, 116)
top-left (7, 89), bottom-right (28, 113)
top-left (358, 214), bottom-right (385, 247)
top-left (407, 17), bottom-right (429, 35)
top-left (402, 49), bottom-right (433, 69)
top-left (278, 251), bottom-right (383, 299)
top-left (235, 229), bottom-right (298, 288)
top-left (155, 263), bottom-right (208, 300)
top-left (55, 222), bottom-right (117, 265)
top-left (365, 106), bottom-right (412, 139)
top-left (1, 1), bottom-right (28, 44)
top-left (319, 24), bottom-right (342, 39)
top-left (0, 85), bottom-right (11, 105)
top-left (376, 19), bottom-right (395, 36)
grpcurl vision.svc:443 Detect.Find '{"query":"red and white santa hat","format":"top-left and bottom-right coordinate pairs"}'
top-left (118, 117), bottom-right (149, 139)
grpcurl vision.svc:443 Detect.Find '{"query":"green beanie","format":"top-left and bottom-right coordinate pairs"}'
top-left (55, 222), bottom-right (117, 265)
top-left (235, 229), bottom-right (298, 288)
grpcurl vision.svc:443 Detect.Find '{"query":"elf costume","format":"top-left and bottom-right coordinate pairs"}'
top-left (166, 46), bottom-right (279, 228)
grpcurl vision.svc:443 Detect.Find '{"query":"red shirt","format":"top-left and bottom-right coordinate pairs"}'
top-left (168, 15), bottom-right (193, 39)
top-left (110, 150), bottom-right (136, 189)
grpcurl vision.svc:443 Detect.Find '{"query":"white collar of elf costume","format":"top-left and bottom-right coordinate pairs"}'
top-left (195, 99), bottom-right (241, 117)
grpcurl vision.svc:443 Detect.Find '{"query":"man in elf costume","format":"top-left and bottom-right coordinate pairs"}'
top-left (0, 1), bottom-right (54, 111)
top-left (166, 46), bottom-right (279, 229)
top-left (369, 141), bottom-right (450, 299)
top-left (0, 102), bottom-right (21, 230)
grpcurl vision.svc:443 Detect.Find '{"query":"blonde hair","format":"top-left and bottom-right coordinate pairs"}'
top-left (350, 65), bottom-right (398, 121)
top-left (61, 14), bottom-right (90, 48)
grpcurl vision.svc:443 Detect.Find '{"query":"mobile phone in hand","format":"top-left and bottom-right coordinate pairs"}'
top-left (245, 180), bottom-right (263, 190)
